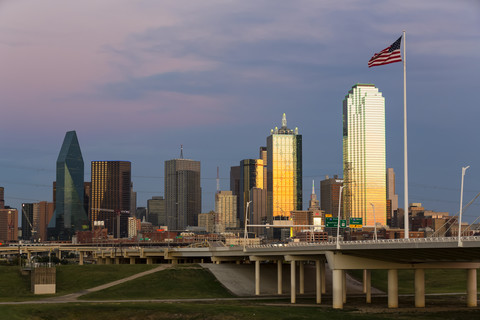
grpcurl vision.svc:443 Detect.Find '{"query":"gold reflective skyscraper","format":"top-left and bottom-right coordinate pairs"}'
top-left (267, 113), bottom-right (302, 221)
top-left (343, 84), bottom-right (386, 226)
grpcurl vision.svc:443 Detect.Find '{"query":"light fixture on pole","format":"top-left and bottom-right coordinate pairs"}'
top-left (336, 186), bottom-right (344, 249)
top-left (458, 166), bottom-right (470, 247)
top-left (243, 201), bottom-right (252, 252)
top-left (370, 203), bottom-right (377, 241)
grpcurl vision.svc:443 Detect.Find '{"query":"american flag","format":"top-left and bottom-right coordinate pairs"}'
top-left (368, 36), bottom-right (402, 68)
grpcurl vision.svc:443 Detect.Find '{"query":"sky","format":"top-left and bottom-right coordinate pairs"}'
top-left (1, 0), bottom-right (480, 224)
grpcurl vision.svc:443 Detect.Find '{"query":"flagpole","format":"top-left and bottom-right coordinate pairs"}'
top-left (403, 30), bottom-right (409, 239)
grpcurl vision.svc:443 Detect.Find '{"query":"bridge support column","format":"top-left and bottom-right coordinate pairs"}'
top-left (343, 270), bottom-right (347, 303)
top-left (255, 260), bottom-right (260, 295)
top-left (79, 253), bottom-right (84, 266)
top-left (277, 260), bottom-right (283, 295)
top-left (363, 269), bottom-right (367, 293)
top-left (291, 261), bottom-right (296, 304)
top-left (321, 261), bottom-right (326, 294)
top-left (316, 260), bottom-right (321, 304)
top-left (105, 257), bottom-right (112, 265)
top-left (115, 257), bottom-right (121, 265)
top-left (27, 250), bottom-right (31, 262)
top-left (96, 258), bottom-right (104, 265)
top-left (365, 269), bottom-right (371, 303)
top-left (147, 257), bottom-right (153, 265)
top-left (299, 261), bottom-right (305, 294)
top-left (415, 269), bottom-right (425, 308)
top-left (332, 269), bottom-right (343, 309)
top-left (130, 257), bottom-right (136, 264)
top-left (467, 268), bottom-right (477, 307)
top-left (388, 269), bottom-right (398, 308)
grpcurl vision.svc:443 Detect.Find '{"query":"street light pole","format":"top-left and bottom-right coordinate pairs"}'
top-left (336, 186), bottom-right (344, 249)
top-left (244, 201), bottom-right (252, 252)
top-left (458, 166), bottom-right (470, 247)
top-left (370, 203), bottom-right (377, 241)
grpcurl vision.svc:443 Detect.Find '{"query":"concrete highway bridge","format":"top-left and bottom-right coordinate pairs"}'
top-left (2, 236), bottom-right (480, 309)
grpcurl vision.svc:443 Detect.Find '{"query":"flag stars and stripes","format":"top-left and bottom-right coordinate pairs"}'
top-left (368, 36), bottom-right (402, 67)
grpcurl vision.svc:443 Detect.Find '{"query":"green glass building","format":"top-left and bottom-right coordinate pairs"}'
top-left (49, 131), bottom-right (88, 240)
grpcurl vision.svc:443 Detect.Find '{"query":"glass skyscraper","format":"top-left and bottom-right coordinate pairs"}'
top-left (343, 84), bottom-right (386, 226)
top-left (239, 159), bottom-right (264, 225)
top-left (50, 131), bottom-right (88, 240)
top-left (90, 161), bottom-right (131, 238)
top-left (165, 157), bottom-right (201, 231)
top-left (267, 113), bottom-right (302, 220)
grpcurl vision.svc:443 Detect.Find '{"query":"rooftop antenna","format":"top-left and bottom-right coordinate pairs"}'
top-left (180, 145), bottom-right (184, 159)
top-left (312, 180), bottom-right (315, 195)
top-left (282, 113), bottom-right (287, 127)
top-left (216, 166), bottom-right (220, 193)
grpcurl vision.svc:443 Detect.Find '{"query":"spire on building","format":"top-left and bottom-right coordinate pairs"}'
top-left (282, 113), bottom-right (287, 128)
top-left (216, 166), bottom-right (220, 193)
top-left (180, 145), bottom-right (184, 159)
top-left (308, 179), bottom-right (320, 211)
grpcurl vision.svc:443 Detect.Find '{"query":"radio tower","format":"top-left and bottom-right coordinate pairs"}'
top-left (216, 166), bottom-right (220, 193)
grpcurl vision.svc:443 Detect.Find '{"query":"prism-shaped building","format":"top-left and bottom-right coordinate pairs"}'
top-left (49, 131), bottom-right (88, 240)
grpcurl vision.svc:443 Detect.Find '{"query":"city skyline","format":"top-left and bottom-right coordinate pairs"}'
top-left (1, 1), bottom-right (479, 223)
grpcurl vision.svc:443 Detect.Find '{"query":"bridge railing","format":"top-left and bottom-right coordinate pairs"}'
top-left (245, 236), bottom-right (480, 249)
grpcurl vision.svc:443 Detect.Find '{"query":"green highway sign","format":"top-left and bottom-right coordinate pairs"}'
top-left (349, 218), bottom-right (363, 228)
top-left (325, 217), bottom-right (347, 228)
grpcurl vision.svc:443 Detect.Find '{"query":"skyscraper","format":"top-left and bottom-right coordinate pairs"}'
top-left (267, 113), bottom-right (302, 221)
top-left (50, 131), bottom-right (88, 240)
top-left (90, 161), bottom-right (131, 238)
top-left (320, 175), bottom-right (343, 216)
top-left (0, 207), bottom-right (17, 242)
top-left (0, 187), bottom-right (4, 209)
top-left (23, 202), bottom-right (54, 241)
top-left (343, 84), bottom-right (386, 226)
top-left (387, 168), bottom-right (399, 224)
top-left (22, 203), bottom-right (34, 240)
top-left (147, 196), bottom-right (166, 226)
top-left (165, 151), bottom-right (201, 231)
top-left (239, 159), bottom-right (264, 225)
top-left (215, 191), bottom-right (237, 232)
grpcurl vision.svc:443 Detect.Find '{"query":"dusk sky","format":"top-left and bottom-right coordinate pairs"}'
top-left (1, 1), bottom-right (480, 224)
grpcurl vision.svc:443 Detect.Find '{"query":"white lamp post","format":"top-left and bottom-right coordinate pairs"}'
top-left (243, 201), bottom-right (252, 251)
top-left (458, 166), bottom-right (470, 247)
top-left (370, 203), bottom-right (377, 241)
top-left (336, 186), bottom-right (344, 249)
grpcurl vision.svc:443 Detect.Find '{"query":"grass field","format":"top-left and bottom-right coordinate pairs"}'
top-left (348, 269), bottom-right (480, 294)
top-left (0, 264), bottom-right (156, 301)
top-left (0, 301), bottom-right (479, 320)
top-left (80, 266), bottom-right (234, 300)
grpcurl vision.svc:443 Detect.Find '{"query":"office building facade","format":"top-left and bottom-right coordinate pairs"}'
top-left (320, 175), bottom-right (343, 216)
top-left (215, 191), bottom-right (237, 232)
top-left (147, 196), bottom-right (166, 226)
top-left (239, 159), bottom-right (264, 225)
top-left (343, 84), bottom-right (386, 226)
top-left (267, 113), bottom-right (302, 220)
top-left (165, 158), bottom-right (201, 230)
top-left (90, 161), bottom-right (132, 238)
